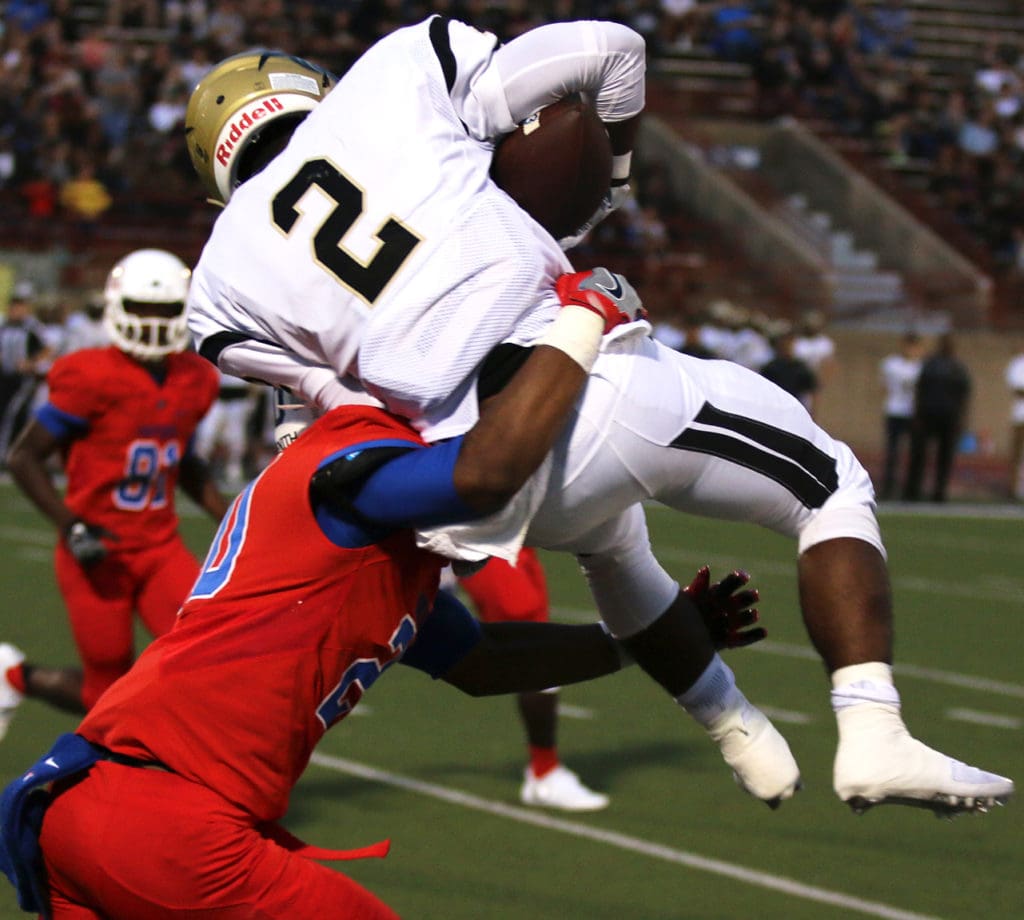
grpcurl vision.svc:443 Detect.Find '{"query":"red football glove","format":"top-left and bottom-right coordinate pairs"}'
top-left (683, 565), bottom-right (766, 650)
top-left (555, 267), bottom-right (647, 334)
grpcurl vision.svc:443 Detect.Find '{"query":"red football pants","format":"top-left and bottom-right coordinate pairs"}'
top-left (54, 537), bottom-right (199, 709)
top-left (40, 761), bottom-right (397, 919)
top-left (457, 547), bottom-right (549, 623)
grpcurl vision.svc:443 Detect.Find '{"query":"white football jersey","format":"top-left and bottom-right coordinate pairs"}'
top-left (188, 16), bottom-right (645, 440)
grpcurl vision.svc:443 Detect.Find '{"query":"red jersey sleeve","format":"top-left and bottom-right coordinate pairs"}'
top-left (45, 350), bottom-right (117, 426)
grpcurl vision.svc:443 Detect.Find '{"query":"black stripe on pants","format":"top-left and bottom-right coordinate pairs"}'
top-left (670, 402), bottom-right (839, 509)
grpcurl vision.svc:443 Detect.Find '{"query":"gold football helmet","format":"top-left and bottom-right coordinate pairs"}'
top-left (185, 51), bottom-right (336, 205)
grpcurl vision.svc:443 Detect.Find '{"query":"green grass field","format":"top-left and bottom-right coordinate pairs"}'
top-left (1, 482), bottom-right (1021, 919)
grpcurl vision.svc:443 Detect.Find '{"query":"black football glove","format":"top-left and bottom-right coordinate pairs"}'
top-left (683, 565), bottom-right (766, 650)
top-left (64, 519), bottom-right (116, 568)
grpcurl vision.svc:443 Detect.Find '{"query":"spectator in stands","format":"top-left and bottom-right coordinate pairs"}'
top-left (147, 79), bottom-right (190, 135)
top-left (165, 0), bottom-right (212, 39)
top-left (206, 0), bottom-right (249, 55)
top-left (903, 333), bottom-right (972, 502)
top-left (759, 321), bottom-right (818, 414)
top-left (958, 99), bottom-right (1000, 159)
top-left (678, 312), bottom-right (716, 359)
top-left (974, 41), bottom-right (1021, 98)
top-left (106, 0), bottom-right (161, 31)
top-left (857, 0), bottom-right (915, 59)
top-left (732, 309), bottom-right (774, 371)
top-left (879, 331), bottom-right (922, 500)
top-left (700, 299), bottom-right (744, 361)
top-left (5, 0), bottom-right (53, 36)
top-left (59, 157), bottom-right (113, 230)
top-left (0, 134), bottom-right (16, 189)
top-left (752, 10), bottom-right (802, 117)
top-left (709, 0), bottom-right (760, 63)
top-left (652, 311), bottom-right (687, 351)
top-left (793, 309), bottom-right (837, 381)
top-left (93, 45), bottom-right (139, 155)
top-left (659, 0), bottom-right (704, 53)
top-left (18, 167), bottom-right (59, 224)
top-left (1005, 345), bottom-right (1024, 499)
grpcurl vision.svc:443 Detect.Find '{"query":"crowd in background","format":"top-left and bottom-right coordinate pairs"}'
top-left (3, 0), bottom-right (1024, 276)
top-left (688, 0), bottom-right (1024, 274)
top-left (4, 0), bottom-right (1024, 268)
top-left (3, 0), bottom-right (1024, 499)
top-left (0, 0), bottom-right (682, 229)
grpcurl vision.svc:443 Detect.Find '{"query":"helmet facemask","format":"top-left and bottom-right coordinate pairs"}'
top-left (103, 249), bottom-right (192, 361)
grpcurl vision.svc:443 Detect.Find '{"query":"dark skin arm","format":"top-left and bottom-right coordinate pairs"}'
top-left (452, 343), bottom-right (587, 515)
top-left (437, 567), bottom-right (763, 697)
top-left (440, 621), bottom-right (623, 696)
top-left (178, 452), bottom-right (230, 522)
top-left (7, 420), bottom-right (78, 533)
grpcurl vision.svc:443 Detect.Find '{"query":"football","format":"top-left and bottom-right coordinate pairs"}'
top-left (491, 95), bottom-right (613, 240)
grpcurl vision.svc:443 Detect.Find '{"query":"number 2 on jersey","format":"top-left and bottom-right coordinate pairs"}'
top-left (272, 158), bottom-right (421, 304)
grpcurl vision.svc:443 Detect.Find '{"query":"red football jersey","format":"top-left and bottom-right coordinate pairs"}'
top-left (80, 407), bottom-right (444, 822)
top-left (46, 347), bottom-right (219, 550)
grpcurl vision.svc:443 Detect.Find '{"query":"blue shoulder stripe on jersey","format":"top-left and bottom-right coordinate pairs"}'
top-left (399, 589), bottom-right (482, 679)
top-left (35, 403), bottom-right (87, 440)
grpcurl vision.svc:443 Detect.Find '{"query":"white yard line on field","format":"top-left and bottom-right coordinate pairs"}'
top-left (555, 703), bottom-right (596, 719)
top-left (309, 751), bottom-right (944, 920)
top-left (946, 708), bottom-right (1022, 730)
top-left (758, 705), bottom-right (814, 725)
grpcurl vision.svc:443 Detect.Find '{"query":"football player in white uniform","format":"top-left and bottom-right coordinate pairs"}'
top-left (182, 18), bottom-right (1013, 815)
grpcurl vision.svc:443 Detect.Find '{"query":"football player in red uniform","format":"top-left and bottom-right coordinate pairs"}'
top-left (1, 249), bottom-right (229, 730)
top-left (455, 549), bottom-right (611, 811)
top-left (0, 274), bottom-right (759, 919)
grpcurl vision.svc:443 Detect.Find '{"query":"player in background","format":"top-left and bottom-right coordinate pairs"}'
top-left (0, 273), bottom-right (760, 919)
top-left (0, 249), bottom-right (229, 737)
top-left (193, 367), bottom-right (258, 488)
top-left (181, 23), bottom-right (1012, 814)
top-left (448, 549), bottom-right (610, 811)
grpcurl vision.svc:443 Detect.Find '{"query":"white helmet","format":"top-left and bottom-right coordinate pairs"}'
top-left (103, 249), bottom-right (191, 360)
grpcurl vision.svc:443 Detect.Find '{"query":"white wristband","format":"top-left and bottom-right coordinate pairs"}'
top-left (537, 304), bottom-right (604, 372)
top-left (612, 152), bottom-right (632, 182)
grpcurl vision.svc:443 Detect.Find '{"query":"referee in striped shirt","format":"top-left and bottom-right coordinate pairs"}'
top-left (0, 281), bottom-right (52, 468)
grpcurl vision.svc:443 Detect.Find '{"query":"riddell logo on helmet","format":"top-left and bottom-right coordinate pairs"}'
top-left (216, 97), bottom-right (285, 166)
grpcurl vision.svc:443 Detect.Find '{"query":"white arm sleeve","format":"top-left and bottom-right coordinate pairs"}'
top-left (456, 19), bottom-right (645, 140)
top-left (573, 505), bottom-right (679, 638)
top-left (217, 340), bottom-right (385, 412)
